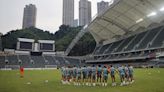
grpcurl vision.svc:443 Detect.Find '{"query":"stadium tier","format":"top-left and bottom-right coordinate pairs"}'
top-left (44, 56), bottom-right (57, 65)
top-left (0, 56), bottom-right (5, 68)
top-left (31, 56), bottom-right (45, 68)
top-left (86, 25), bottom-right (164, 66)
top-left (19, 55), bottom-right (34, 68)
top-left (0, 55), bottom-right (81, 69)
top-left (55, 56), bottom-right (66, 66)
top-left (6, 55), bottom-right (19, 65)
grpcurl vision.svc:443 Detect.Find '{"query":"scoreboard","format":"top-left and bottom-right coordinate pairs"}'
top-left (38, 40), bottom-right (55, 51)
top-left (17, 38), bottom-right (55, 52)
top-left (17, 38), bottom-right (34, 51)
top-left (20, 42), bottom-right (33, 50)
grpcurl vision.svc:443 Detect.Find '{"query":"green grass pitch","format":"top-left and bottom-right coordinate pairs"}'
top-left (0, 68), bottom-right (164, 92)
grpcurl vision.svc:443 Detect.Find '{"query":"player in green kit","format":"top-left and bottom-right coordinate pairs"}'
top-left (102, 66), bottom-right (109, 86)
top-left (97, 65), bottom-right (102, 85)
top-left (82, 66), bottom-right (87, 85)
top-left (77, 66), bottom-right (82, 86)
top-left (125, 65), bottom-right (130, 85)
top-left (65, 66), bottom-right (71, 85)
top-left (118, 65), bottom-right (126, 86)
top-left (61, 66), bottom-right (67, 84)
top-left (110, 65), bottom-right (116, 86)
top-left (72, 65), bottom-right (77, 85)
top-left (91, 65), bottom-right (97, 86)
top-left (128, 64), bottom-right (134, 84)
top-left (87, 65), bottom-right (92, 86)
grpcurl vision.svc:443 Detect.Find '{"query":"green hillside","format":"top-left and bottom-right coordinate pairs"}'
top-left (1, 25), bottom-right (96, 56)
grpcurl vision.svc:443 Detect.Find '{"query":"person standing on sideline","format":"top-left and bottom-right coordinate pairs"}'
top-left (20, 66), bottom-right (24, 78)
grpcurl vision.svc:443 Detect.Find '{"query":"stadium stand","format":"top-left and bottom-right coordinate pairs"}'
top-left (44, 56), bottom-right (57, 65)
top-left (0, 37), bottom-right (82, 69)
top-left (6, 55), bottom-right (19, 65)
top-left (55, 56), bottom-right (67, 66)
top-left (0, 56), bottom-right (5, 68)
top-left (86, 24), bottom-right (164, 67)
top-left (136, 26), bottom-right (163, 50)
top-left (31, 56), bottom-right (45, 68)
top-left (105, 40), bottom-right (123, 54)
top-left (115, 36), bottom-right (135, 52)
top-left (150, 27), bottom-right (164, 48)
top-left (0, 54), bottom-right (81, 69)
top-left (124, 31), bottom-right (148, 51)
top-left (64, 57), bottom-right (81, 65)
top-left (93, 46), bottom-right (101, 54)
top-left (19, 55), bottom-right (34, 68)
top-left (97, 44), bottom-right (111, 54)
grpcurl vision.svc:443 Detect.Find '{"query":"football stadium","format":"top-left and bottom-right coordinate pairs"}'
top-left (0, 0), bottom-right (164, 92)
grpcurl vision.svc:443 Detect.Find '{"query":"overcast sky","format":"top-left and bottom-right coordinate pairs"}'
top-left (0, 0), bottom-right (112, 34)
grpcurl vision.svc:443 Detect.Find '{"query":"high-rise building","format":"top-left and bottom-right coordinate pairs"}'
top-left (63, 0), bottom-right (74, 27)
top-left (79, 0), bottom-right (92, 26)
top-left (22, 4), bottom-right (37, 29)
top-left (73, 19), bottom-right (78, 27)
top-left (97, 1), bottom-right (109, 15)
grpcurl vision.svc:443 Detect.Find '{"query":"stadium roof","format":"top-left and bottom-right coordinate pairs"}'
top-left (88, 0), bottom-right (164, 44)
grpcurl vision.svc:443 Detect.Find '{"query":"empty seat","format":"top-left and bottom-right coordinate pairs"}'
top-left (124, 31), bottom-right (148, 51)
top-left (0, 56), bottom-right (5, 68)
top-left (55, 56), bottom-right (66, 66)
top-left (136, 26), bottom-right (163, 50)
top-left (105, 40), bottom-right (123, 54)
top-left (115, 35), bottom-right (135, 52)
top-left (64, 57), bottom-right (80, 65)
top-left (93, 46), bottom-right (101, 54)
top-left (44, 56), bottom-right (57, 65)
top-left (150, 27), bottom-right (164, 48)
top-left (19, 55), bottom-right (34, 68)
top-left (7, 55), bottom-right (18, 65)
top-left (97, 44), bottom-right (111, 54)
top-left (31, 56), bottom-right (45, 68)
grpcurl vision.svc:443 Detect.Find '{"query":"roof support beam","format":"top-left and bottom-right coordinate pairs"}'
top-left (99, 16), bottom-right (129, 32)
top-left (95, 21), bottom-right (117, 35)
top-left (89, 29), bottom-right (104, 43)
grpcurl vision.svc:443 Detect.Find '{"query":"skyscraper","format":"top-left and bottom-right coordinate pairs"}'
top-left (63, 0), bottom-right (74, 27)
top-left (79, 0), bottom-right (92, 26)
top-left (22, 4), bottom-right (37, 29)
top-left (73, 19), bottom-right (78, 27)
top-left (97, 1), bottom-right (109, 15)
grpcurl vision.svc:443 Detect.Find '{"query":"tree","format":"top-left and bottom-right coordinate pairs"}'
top-left (1, 25), bottom-right (96, 56)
